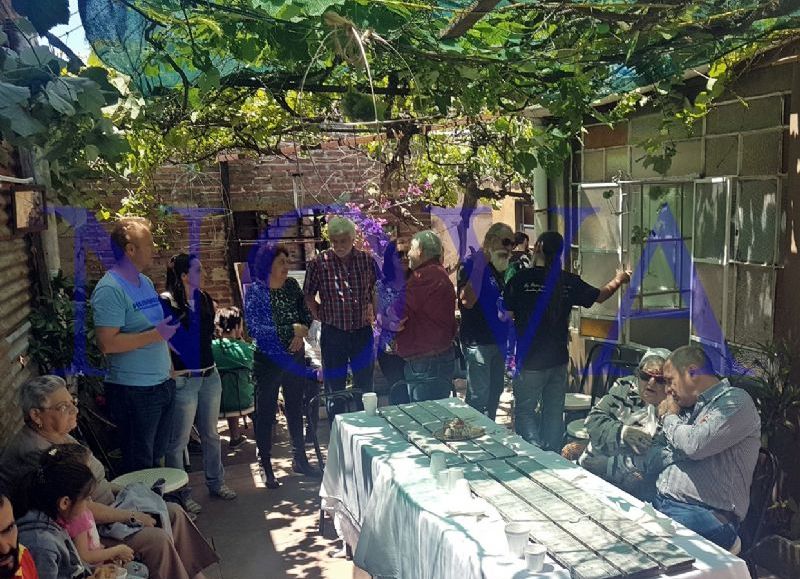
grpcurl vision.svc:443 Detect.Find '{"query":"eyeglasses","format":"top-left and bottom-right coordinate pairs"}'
top-left (39, 398), bottom-right (79, 415)
top-left (500, 238), bottom-right (514, 248)
top-left (638, 370), bottom-right (666, 385)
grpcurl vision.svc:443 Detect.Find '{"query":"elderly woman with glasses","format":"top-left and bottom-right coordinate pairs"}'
top-left (578, 348), bottom-right (672, 497)
top-left (0, 375), bottom-right (219, 579)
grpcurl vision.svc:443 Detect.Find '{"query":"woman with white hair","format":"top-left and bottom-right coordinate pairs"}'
top-left (0, 375), bottom-right (219, 579)
top-left (458, 222), bottom-right (515, 420)
top-left (578, 347), bottom-right (672, 497)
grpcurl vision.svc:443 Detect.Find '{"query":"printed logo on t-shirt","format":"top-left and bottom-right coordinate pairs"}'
top-left (133, 296), bottom-right (161, 311)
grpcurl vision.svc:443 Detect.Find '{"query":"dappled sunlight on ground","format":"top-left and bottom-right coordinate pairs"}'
top-left (188, 413), bottom-right (368, 579)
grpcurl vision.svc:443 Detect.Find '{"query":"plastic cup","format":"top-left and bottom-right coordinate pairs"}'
top-left (429, 452), bottom-right (446, 477)
top-left (362, 393), bottom-right (378, 416)
top-left (116, 567), bottom-right (128, 579)
top-left (525, 543), bottom-right (547, 572)
top-left (447, 467), bottom-right (464, 490)
top-left (454, 478), bottom-right (471, 502)
top-left (504, 522), bottom-right (530, 558)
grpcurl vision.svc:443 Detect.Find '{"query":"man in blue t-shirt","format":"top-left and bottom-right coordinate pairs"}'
top-left (91, 217), bottom-right (179, 473)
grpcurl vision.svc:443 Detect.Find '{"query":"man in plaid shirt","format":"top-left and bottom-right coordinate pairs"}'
top-left (304, 217), bottom-right (379, 415)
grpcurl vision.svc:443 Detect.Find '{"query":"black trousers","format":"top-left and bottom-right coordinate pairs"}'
top-left (253, 350), bottom-right (305, 465)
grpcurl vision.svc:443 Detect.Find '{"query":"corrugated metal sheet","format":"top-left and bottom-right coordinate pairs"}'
top-left (0, 186), bottom-right (36, 445)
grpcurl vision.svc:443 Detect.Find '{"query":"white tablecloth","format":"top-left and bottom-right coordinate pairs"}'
top-left (321, 398), bottom-right (749, 579)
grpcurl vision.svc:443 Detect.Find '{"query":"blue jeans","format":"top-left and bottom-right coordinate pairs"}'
top-left (654, 495), bottom-right (739, 549)
top-left (404, 348), bottom-right (455, 402)
top-left (105, 379), bottom-right (176, 474)
top-left (513, 364), bottom-right (567, 450)
top-left (463, 343), bottom-right (505, 420)
top-left (165, 370), bottom-right (225, 493)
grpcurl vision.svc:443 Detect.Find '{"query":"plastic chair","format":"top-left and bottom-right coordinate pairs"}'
top-left (306, 389), bottom-right (364, 471)
top-left (739, 448), bottom-right (780, 577)
top-left (570, 343), bottom-right (623, 415)
top-left (389, 380), bottom-right (411, 405)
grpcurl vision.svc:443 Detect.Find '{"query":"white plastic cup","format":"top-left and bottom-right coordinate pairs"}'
top-left (504, 522), bottom-right (530, 559)
top-left (429, 452), bottom-right (446, 477)
top-left (362, 392), bottom-right (378, 416)
top-left (116, 567), bottom-right (129, 579)
top-left (525, 543), bottom-right (547, 572)
top-left (436, 469), bottom-right (450, 488)
top-left (454, 478), bottom-right (471, 502)
top-left (447, 467), bottom-right (464, 490)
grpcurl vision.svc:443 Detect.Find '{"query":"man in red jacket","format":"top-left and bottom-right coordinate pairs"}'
top-left (395, 230), bottom-right (457, 401)
top-left (0, 491), bottom-right (38, 579)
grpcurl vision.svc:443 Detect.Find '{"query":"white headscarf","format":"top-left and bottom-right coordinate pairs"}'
top-left (638, 347), bottom-right (672, 369)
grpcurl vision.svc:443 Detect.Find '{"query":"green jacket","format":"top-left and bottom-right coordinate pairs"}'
top-left (212, 338), bottom-right (255, 412)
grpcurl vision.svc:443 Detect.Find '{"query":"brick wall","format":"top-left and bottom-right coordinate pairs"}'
top-left (59, 146), bottom-right (430, 309)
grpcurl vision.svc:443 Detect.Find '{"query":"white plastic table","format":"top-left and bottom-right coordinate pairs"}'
top-left (111, 467), bottom-right (189, 493)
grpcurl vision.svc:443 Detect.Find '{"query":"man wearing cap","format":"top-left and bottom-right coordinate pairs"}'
top-left (578, 348), bottom-right (671, 497)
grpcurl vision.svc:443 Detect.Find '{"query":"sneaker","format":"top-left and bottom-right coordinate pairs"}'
top-left (211, 484), bottom-right (237, 500)
top-left (229, 435), bottom-right (246, 449)
top-left (183, 498), bottom-right (203, 514)
top-left (729, 535), bottom-right (742, 556)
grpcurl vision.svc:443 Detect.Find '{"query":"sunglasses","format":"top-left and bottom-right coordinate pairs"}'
top-left (638, 370), bottom-right (666, 385)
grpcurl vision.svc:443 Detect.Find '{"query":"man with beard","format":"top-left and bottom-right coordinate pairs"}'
top-left (0, 490), bottom-right (38, 578)
top-left (458, 223), bottom-right (515, 420)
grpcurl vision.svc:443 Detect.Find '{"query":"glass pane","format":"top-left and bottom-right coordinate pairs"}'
top-left (580, 252), bottom-right (621, 318)
top-left (693, 181), bottom-right (727, 261)
top-left (578, 186), bottom-right (621, 250)
top-left (733, 264), bottom-right (775, 346)
top-left (639, 241), bottom-right (684, 310)
top-left (642, 184), bottom-right (683, 238)
top-left (691, 263), bottom-right (725, 342)
top-left (735, 180), bottom-right (777, 264)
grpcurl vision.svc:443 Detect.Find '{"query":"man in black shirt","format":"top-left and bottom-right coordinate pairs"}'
top-left (504, 231), bottom-right (630, 450)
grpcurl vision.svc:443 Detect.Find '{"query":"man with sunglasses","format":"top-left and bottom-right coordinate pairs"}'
top-left (650, 344), bottom-right (760, 553)
top-left (578, 348), bottom-right (671, 497)
top-left (458, 223), bottom-right (515, 420)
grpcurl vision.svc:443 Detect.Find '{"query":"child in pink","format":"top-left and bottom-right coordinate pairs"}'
top-left (54, 445), bottom-right (135, 566)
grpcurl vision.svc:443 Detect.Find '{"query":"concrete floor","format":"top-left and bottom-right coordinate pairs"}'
top-left (186, 418), bottom-right (369, 579)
